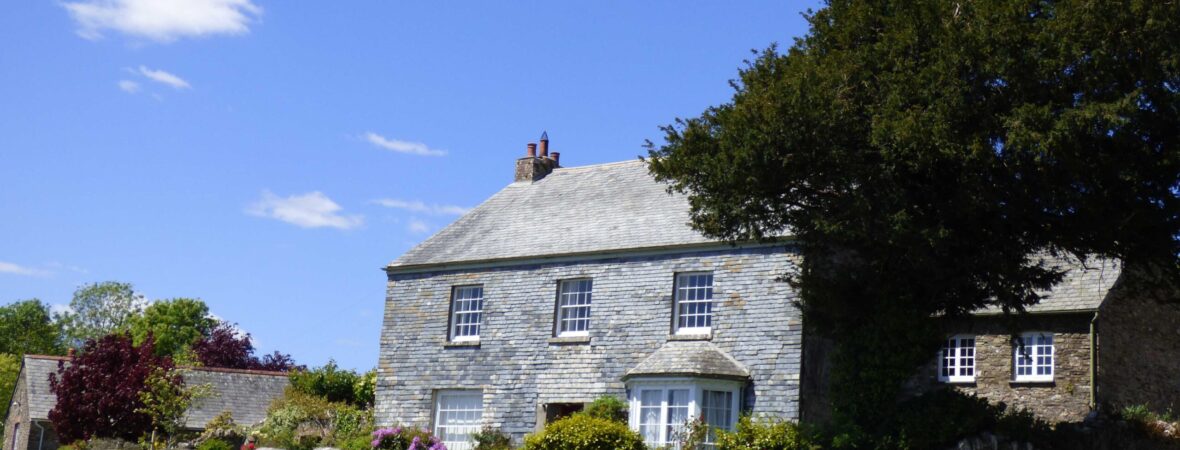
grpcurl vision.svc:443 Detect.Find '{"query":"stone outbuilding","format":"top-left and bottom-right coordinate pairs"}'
top-left (3, 354), bottom-right (289, 450)
top-left (376, 137), bottom-right (1178, 448)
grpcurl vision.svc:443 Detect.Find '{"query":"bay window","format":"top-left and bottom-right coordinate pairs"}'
top-left (627, 379), bottom-right (741, 449)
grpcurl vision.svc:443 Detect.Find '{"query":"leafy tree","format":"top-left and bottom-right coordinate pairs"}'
top-left (129, 298), bottom-right (217, 358)
top-left (647, 0), bottom-right (1180, 438)
top-left (289, 361), bottom-right (365, 407)
top-left (57, 282), bottom-right (145, 348)
top-left (191, 322), bottom-right (300, 372)
top-left (0, 299), bottom-right (64, 356)
top-left (0, 353), bottom-right (20, 434)
top-left (137, 366), bottom-right (212, 447)
top-left (48, 333), bottom-right (168, 442)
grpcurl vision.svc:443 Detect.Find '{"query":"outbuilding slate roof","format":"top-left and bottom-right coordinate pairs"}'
top-left (18, 355), bottom-right (288, 429)
top-left (976, 256), bottom-right (1122, 314)
top-left (624, 340), bottom-right (750, 381)
top-left (389, 160), bottom-right (717, 269)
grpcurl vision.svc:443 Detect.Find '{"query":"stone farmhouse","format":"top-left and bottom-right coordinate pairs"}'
top-left (3, 354), bottom-right (288, 450)
top-left (376, 136), bottom-right (1179, 449)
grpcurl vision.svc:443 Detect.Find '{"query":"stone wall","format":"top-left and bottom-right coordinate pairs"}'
top-left (375, 246), bottom-right (802, 440)
top-left (1098, 278), bottom-right (1180, 413)
top-left (3, 373), bottom-right (27, 450)
top-left (909, 314), bottom-right (1095, 423)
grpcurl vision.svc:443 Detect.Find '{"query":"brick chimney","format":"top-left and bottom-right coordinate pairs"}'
top-left (514, 132), bottom-right (559, 182)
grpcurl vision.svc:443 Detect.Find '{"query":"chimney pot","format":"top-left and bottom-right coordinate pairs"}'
top-left (539, 132), bottom-right (549, 157)
top-left (527, 143), bottom-right (537, 157)
top-left (551, 152), bottom-right (560, 166)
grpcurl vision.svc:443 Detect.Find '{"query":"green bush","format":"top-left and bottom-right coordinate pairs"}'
top-left (472, 426), bottom-right (513, 450)
top-left (715, 416), bottom-right (819, 450)
top-left (288, 360), bottom-right (364, 407)
top-left (522, 414), bottom-right (646, 450)
top-left (881, 390), bottom-right (1049, 449)
top-left (195, 440), bottom-right (234, 450)
top-left (255, 389), bottom-right (373, 450)
top-left (582, 396), bottom-right (627, 423)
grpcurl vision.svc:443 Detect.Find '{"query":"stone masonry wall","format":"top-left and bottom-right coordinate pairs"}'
top-left (3, 374), bottom-right (27, 450)
top-left (1098, 279), bottom-right (1180, 413)
top-left (909, 314), bottom-right (1094, 423)
top-left (375, 246), bottom-right (802, 440)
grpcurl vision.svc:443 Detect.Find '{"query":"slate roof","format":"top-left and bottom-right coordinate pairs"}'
top-left (624, 340), bottom-right (750, 381)
top-left (975, 255), bottom-right (1122, 314)
top-left (19, 355), bottom-right (288, 429)
top-left (389, 160), bottom-right (718, 269)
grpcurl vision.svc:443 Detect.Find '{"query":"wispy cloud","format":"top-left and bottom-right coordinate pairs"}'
top-left (246, 190), bottom-right (363, 230)
top-left (137, 66), bottom-right (190, 89)
top-left (0, 261), bottom-right (50, 277)
top-left (118, 79), bottom-right (141, 93)
top-left (372, 199), bottom-right (470, 216)
top-left (407, 219), bottom-right (430, 234)
top-left (63, 0), bottom-right (262, 42)
top-left (363, 132), bottom-right (447, 157)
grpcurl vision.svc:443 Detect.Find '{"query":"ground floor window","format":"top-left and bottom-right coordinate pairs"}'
top-left (1014, 332), bottom-right (1054, 382)
top-left (939, 335), bottom-right (976, 383)
top-left (434, 390), bottom-right (483, 450)
top-left (626, 378), bottom-right (742, 449)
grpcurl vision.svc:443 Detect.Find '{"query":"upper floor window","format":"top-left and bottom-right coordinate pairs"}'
top-left (450, 285), bottom-right (484, 342)
top-left (556, 279), bottom-right (593, 337)
top-left (674, 273), bottom-right (714, 334)
top-left (1014, 332), bottom-right (1054, 382)
top-left (434, 390), bottom-right (483, 450)
top-left (939, 335), bottom-right (976, 383)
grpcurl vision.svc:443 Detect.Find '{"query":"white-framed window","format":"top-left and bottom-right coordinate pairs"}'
top-left (939, 335), bottom-right (976, 383)
top-left (674, 272), bottom-right (714, 334)
top-left (434, 390), bottom-right (483, 450)
top-left (1014, 332), bottom-right (1054, 382)
top-left (556, 279), bottom-right (592, 337)
top-left (450, 286), bottom-right (484, 342)
top-left (627, 378), bottom-right (742, 449)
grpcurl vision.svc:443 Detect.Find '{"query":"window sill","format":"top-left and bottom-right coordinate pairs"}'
top-left (443, 341), bottom-right (481, 348)
top-left (668, 333), bottom-right (712, 341)
top-left (1009, 380), bottom-right (1055, 387)
top-left (548, 336), bottom-right (592, 345)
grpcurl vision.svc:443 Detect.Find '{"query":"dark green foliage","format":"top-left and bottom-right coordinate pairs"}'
top-left (881, 390), bottom-right (1048, 449)
top-left (0, 299), bottom-right (65, 356)
top-left (522, 414), bottom-right (646, 450)
top-left (472, 426), bottom-right (513, 450)
top-left (647, 0), bottom-right (1180, 439)
top-left (714, 416), bottom-right (820, 450)
top-left (129, 298), bottom-right (216, 358)
top-left (582, 395), bottom-right (627, 423)
top-left (288, 361), bottom-right (369, 407)
top-left (195, 439), bottom-right (234, 450)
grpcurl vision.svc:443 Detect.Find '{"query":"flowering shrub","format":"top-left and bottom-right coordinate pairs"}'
top-left (371, 426), bottom-right (447, 450)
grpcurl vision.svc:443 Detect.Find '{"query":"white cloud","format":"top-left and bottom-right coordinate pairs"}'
top-left (63, 0), bottom-right (262, 42)
top-left (407, 219), bottom-right (430, 234)
top-left (117, 79), bottom-right (141, 93)
top-left (138, 66), bottom-right (190, 89)
top-left (246, 190), bottom-right (363, 230)
top-left (372, 199), bottom-right (470, 216)
top-left (0, 261), bottom-right (50, 277)
top-left (50, 304), bottom-right (74, 316)
top-left (363, 132), bottom-right (447, 157)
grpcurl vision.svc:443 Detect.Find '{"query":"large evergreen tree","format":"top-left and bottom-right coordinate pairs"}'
top-left (647, 0), bottom-right (1179, 433)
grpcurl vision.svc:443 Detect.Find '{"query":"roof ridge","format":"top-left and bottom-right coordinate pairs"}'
top-left (551, 158), bottom-right (645, 172)
top-left (23, 354), bottom-right (289, 377)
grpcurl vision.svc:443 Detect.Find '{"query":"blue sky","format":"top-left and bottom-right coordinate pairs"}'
top-left (0, 1), bottom-right (820, 370)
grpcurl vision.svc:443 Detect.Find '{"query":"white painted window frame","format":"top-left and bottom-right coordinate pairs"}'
top-left (1013, 332), bottom-right (1054, 382)
top-left (450, 285), bottom-right (484, 342)
top-left (434, 390), bottom-right (484, 450)
top-left (556, 278), bottom-right (593, 337)
top-left (938, 334), bottom-right (976, 383)
top-left (673, 272), bottom-right (715, 335)
top-left (626, 378), bottom-right (742, 449)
